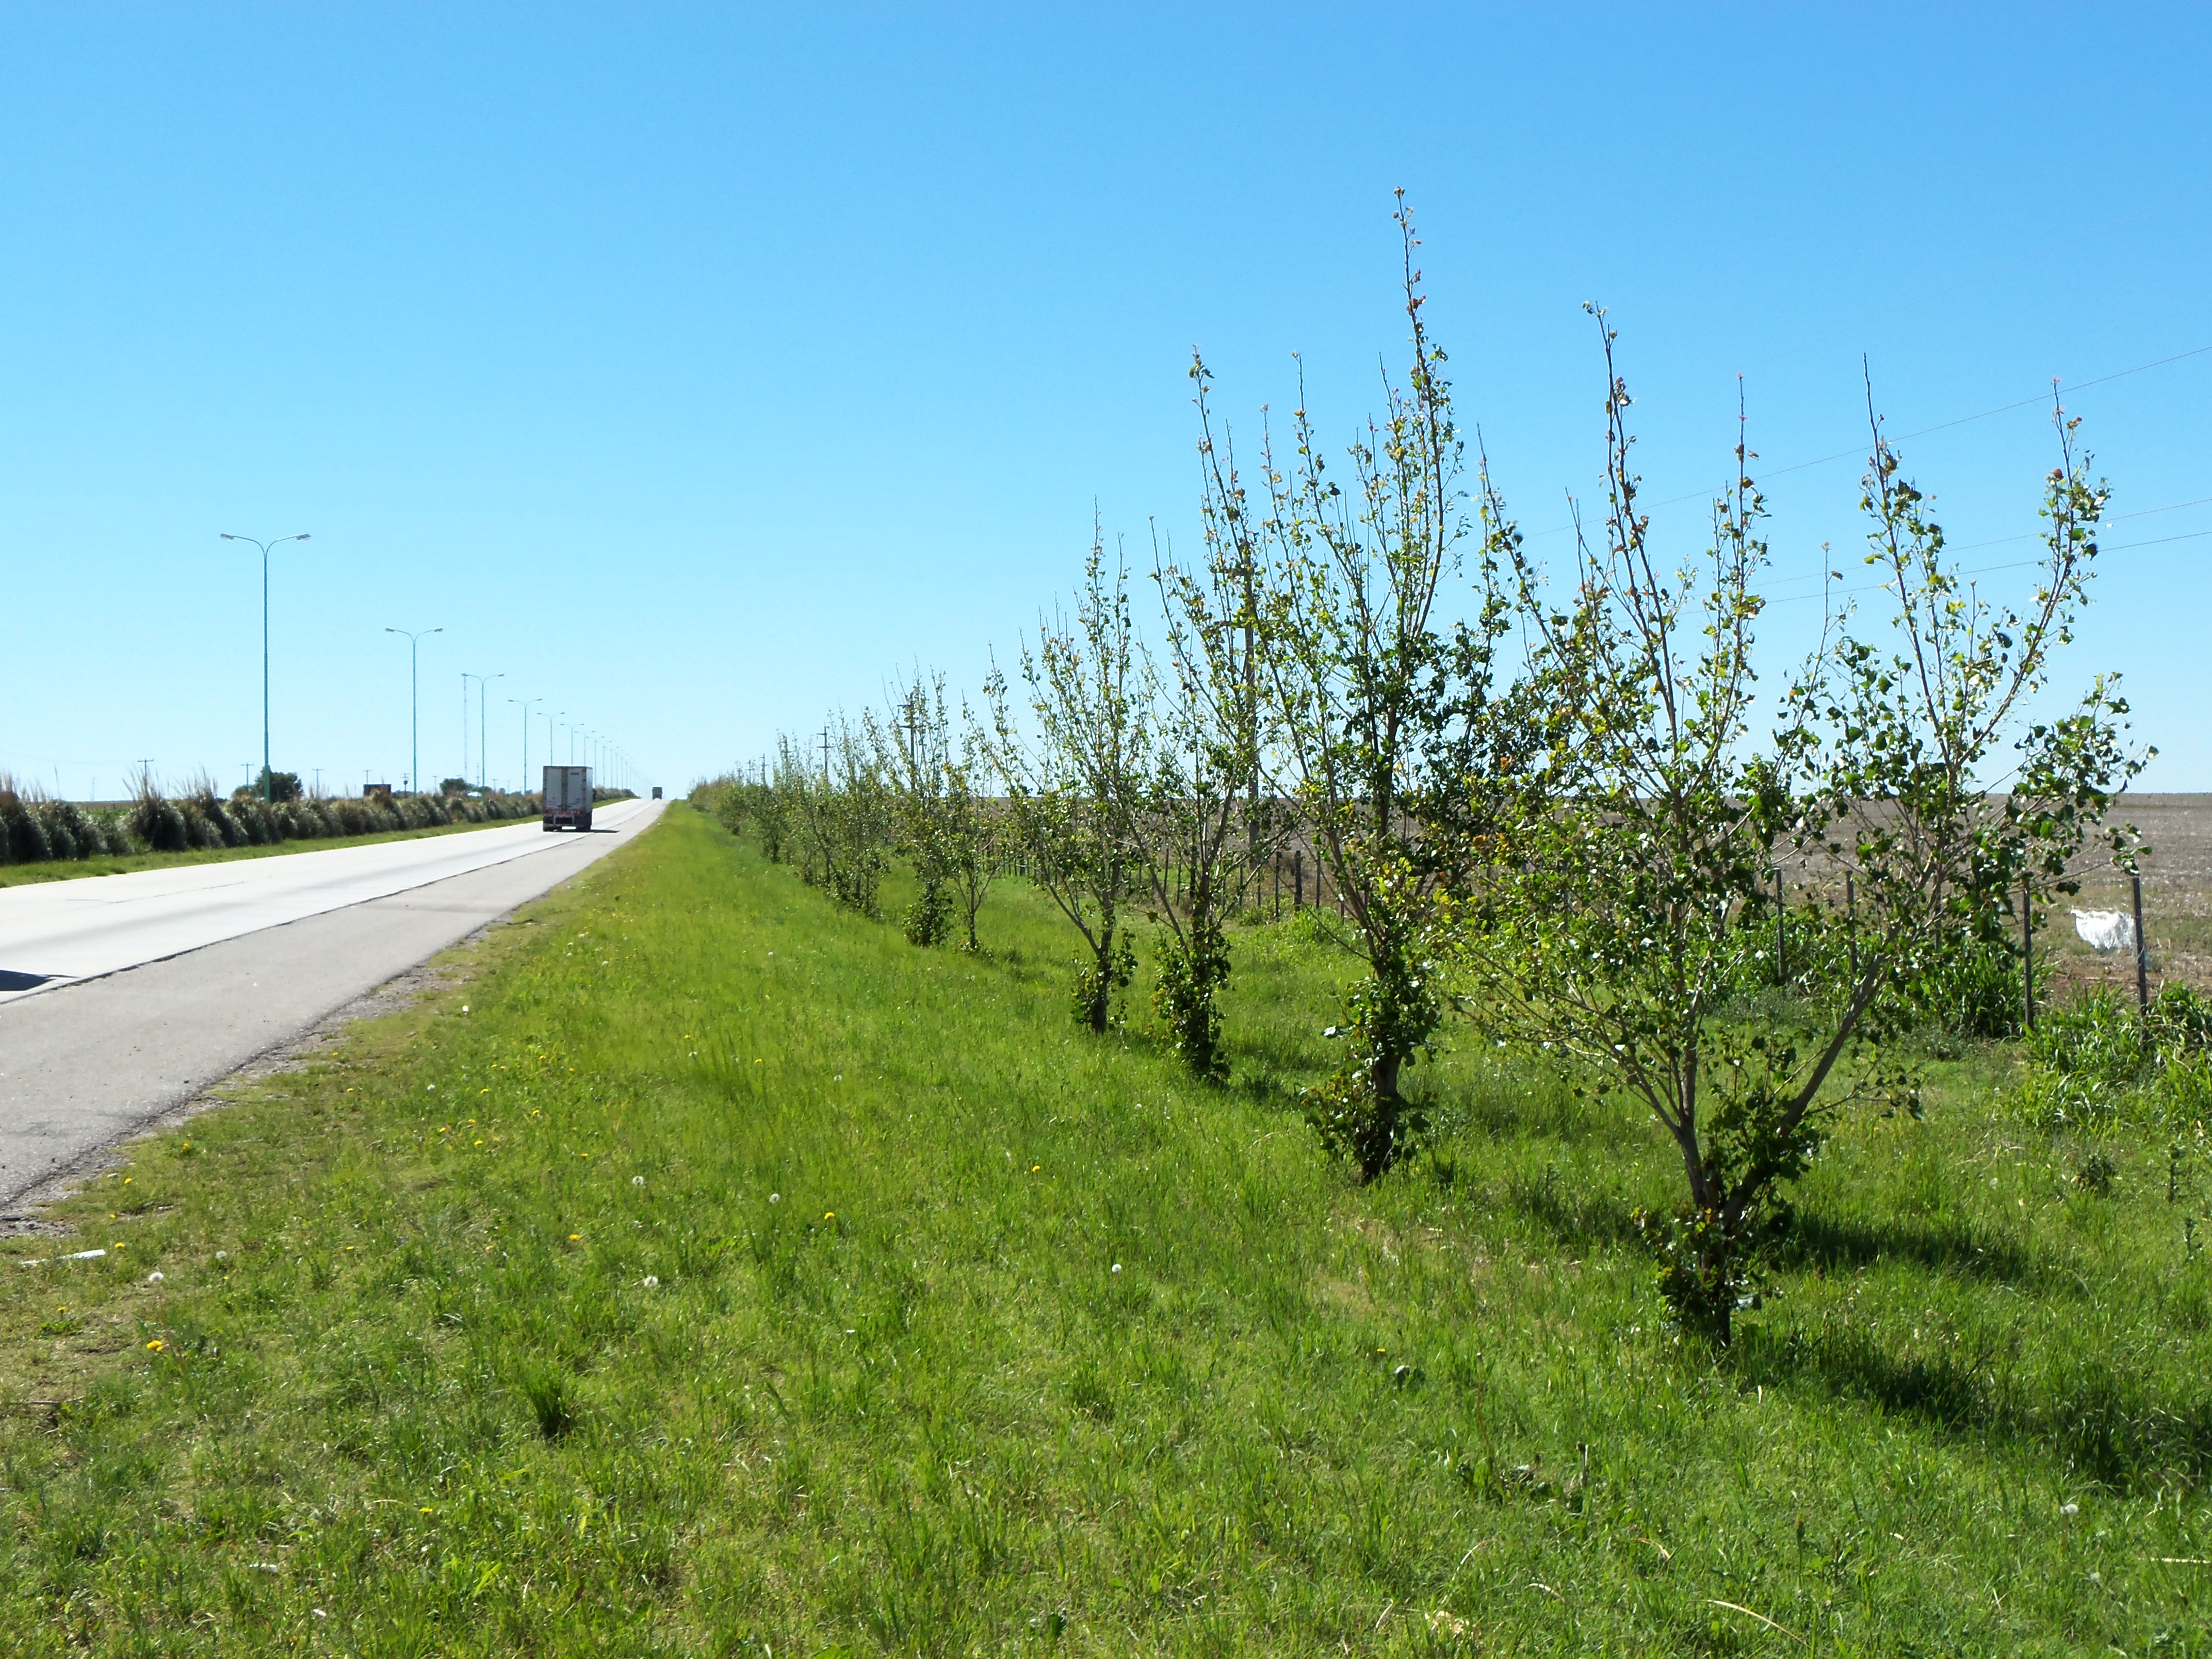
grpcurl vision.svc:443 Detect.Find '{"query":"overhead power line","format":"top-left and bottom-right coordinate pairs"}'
top-left (1523, 340), bottom-right (2212, 543)
top-left (1750, 487), bottom-right (2212, 597)
top-left (1766, 526), bottom-right (2212, 608)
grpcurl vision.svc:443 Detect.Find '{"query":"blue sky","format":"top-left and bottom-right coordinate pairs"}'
top-left (3, 5), bottom-right (2207, 797)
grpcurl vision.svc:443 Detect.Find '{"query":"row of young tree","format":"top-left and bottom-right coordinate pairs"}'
top-left (698, 199), bottom-right (2144, 1343)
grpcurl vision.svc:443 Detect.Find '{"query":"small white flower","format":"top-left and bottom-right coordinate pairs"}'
top-left (631, 1176), bottom-right (646, 1187)
top-left (214, 1251), bottom-right (228, 1262)
top-left (146, 1271), bottom-right (164, 1283)
top-left (769, 1193), bottom-right (781, 1204)
top-left (426, 1083), bottom-right (436, 1091)
top-left (641, 1276), bottom-right (659, 1288)
top-left (461, 1004), bottom-right (469, 1013)
top-left (2060, 1502), bottom-right (2080, 1517)
top-left (1111, 1263), bottom-right (1123, 1275)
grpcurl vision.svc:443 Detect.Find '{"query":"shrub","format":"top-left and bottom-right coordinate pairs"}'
top-left (34, 803), bottom-right (75, 861)
top-left (48, 802), bottom-right (105, 860)
top-left (0, 794), bottom-right (48, 864)
top-left (131, 792), bottom-right (190, 853)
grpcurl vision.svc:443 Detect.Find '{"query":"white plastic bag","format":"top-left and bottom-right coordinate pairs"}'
top-left (2071, 909), bottom-right (2137, 954)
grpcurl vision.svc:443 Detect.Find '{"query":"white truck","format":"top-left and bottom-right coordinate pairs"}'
top-left (542, 766), bottom-right (594, 832)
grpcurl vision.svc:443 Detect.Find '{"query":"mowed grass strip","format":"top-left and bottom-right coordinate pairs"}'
top-left (1, 804), bottom-right (2209, 1655)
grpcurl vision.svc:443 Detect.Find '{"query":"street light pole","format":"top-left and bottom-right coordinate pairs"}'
top-left (219, 531), bottom-right (310, 801)
top-left (385, 626), bottom-right (444, 794)
top-left (510, 696), bottom-right (541, 795)
top-left (463, 672), bottom-right (502, 790)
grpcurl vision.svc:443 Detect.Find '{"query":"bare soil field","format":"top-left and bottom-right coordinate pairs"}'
top-left (2052, 793), bottom-right (2212, 994)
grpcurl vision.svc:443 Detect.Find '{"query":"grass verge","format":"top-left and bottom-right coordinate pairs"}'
top-left (2, 805), bottom-right (2208, 1654)
top-left (0, 813), bottom-right (544, 891)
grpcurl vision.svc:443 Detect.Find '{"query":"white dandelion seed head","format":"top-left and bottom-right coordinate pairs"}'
top-left (641, 1276), bottom-right (659, 1288)
top-left (632, 1176), bottom-right (646, 1186)
top-left (1111, 1263), bottom-right (1123, 1275)
top-left (769, 1193), bottom-right (781, 1204)
top-left (146, 1271), bottom-right (164, 1283)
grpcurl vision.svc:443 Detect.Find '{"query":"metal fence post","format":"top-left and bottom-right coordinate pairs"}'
top-left (1775, 868), bottom-right (1786, 986)
top-left (2133, 868), bottom-right (2150, 1016)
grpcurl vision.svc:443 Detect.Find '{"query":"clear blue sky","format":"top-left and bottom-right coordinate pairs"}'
top-left (4, 5), bottom-right (2207, 797)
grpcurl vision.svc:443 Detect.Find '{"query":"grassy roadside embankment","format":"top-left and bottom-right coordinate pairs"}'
top-left (2, 805), bottom-right (2208, 1653)
top-left (0, 812), bottom-right (546, 892)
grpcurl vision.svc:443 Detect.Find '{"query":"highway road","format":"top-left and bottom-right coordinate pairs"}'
top-left (0, 797), bottom-right (664, 1212)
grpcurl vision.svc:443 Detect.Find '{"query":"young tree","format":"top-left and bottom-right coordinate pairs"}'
top-left (1145, 519), bottom-right (1276, 1081)
top-left (784, 715), bottom-right (891, 918)
top-left (1216, 194), bottom-right (1516, 1178)
top-left (942, 704), bottom-right (1000, 953)
top-left (988, 527), bottom-right (1150, 1034)
top-left (1466, 315), bottom-right (2141, 1343)
top-left (884, 671), bottom-right (958, 947)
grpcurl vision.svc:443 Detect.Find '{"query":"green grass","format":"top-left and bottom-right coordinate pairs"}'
top-left (0, 811), bottom-right (540, 890)
top-left (3, 804), bottom-right (2209, 1654)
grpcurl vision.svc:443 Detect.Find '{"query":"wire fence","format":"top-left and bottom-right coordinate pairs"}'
top-left (2048, 795), bottom-right (2212, 1004)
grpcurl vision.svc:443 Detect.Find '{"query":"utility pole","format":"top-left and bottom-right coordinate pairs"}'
top-left (385, 626), bottom-right (443, 795)
top-left (219, 531), bottom-right (311, 802)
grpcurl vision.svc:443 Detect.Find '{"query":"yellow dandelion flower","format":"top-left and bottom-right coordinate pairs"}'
top-left (145, 1339), bottom-right (164, 1352)
top-left (824, 1212), bottom-right (835, 1221)
top-left (569, 1233), bottom-right (581, 1241)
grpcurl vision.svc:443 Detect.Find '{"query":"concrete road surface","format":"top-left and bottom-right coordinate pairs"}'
top-left (0, 797), bottom-right (664, 1211)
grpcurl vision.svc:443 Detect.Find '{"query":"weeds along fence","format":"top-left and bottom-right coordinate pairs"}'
top-left (1751, 796), bottom-right (2212, 1046)
top-left (0, 776), bottom-right (543, 867)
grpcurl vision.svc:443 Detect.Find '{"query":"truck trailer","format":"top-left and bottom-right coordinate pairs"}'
top-left (542, 765), bottom-right (594, 832)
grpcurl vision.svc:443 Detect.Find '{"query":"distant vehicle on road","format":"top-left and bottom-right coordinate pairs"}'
top-left (651, 786), bottom-right (663, 800)
top-left (542, 766), bottom-right (594, 832)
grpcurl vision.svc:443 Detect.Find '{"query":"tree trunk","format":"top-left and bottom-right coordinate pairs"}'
top-left (1087, 930), bottom-right (1114, 1033)
top-left (1371, 1051), bottom-right (1402, 1111)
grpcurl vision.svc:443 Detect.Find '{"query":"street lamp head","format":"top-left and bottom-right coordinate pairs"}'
top-left (292, 533), bottom-right (311, 542)
top-left (219, 533), bottom-right (238, 542)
